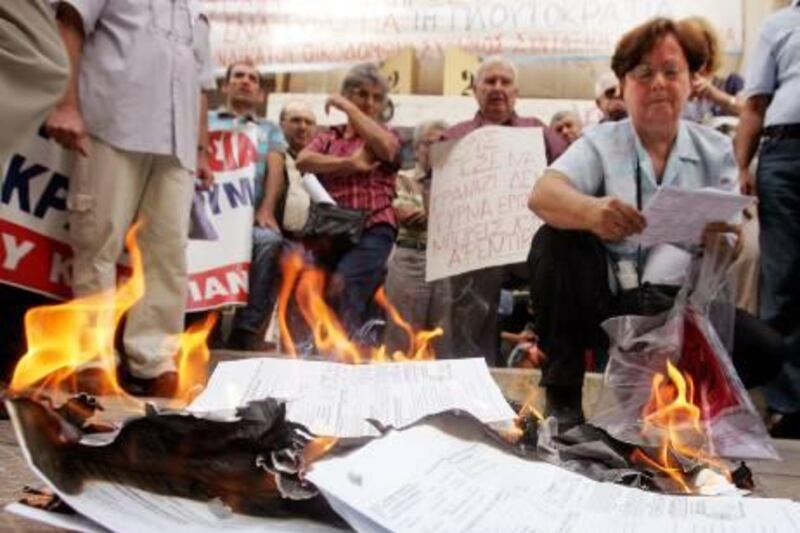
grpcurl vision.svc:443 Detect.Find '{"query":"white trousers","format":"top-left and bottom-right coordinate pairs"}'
top-left (68, 137), bottom-right (193, 378)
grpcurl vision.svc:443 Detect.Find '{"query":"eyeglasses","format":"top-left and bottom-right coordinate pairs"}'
top-left (628, 63), bottom-right (685, 83)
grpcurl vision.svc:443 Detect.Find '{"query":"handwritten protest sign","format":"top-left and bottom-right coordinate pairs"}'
top-left (0, 129), bottom-right (254, 311)
top-left (426, 126), bottom-right (546, 281)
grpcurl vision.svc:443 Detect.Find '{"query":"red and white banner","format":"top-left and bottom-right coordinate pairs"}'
top-left (0, 129), bottom-right (256, 312)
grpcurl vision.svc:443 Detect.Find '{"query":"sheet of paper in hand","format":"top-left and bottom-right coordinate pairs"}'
top-left (632, 186), bottom-right (753, 247)
top-left (426, 126), bottom-right (547, 282)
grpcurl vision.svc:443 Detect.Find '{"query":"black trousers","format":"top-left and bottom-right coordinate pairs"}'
top-left (528, 226), bottom-right (789, 390)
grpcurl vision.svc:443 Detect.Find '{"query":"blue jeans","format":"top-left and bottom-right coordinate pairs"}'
top-left (317, 224), bottom-right (396, 338)
top-left (232, 226), bottom-right (283, 333)
top-left (758, 136), bottom-right (800, 413)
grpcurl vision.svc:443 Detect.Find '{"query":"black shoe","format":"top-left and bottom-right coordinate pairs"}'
top-left (226, 328), bottom-right (275, 352)
top-left (769, 411), bottom-right (800, 439)
top-left (122, 371), bottom-right (178, 398)
top-left (544, 386), bottom-right (585, 433)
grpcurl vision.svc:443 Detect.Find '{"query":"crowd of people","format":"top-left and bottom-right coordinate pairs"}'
top-left (1, 1), bottom-right (799, 436)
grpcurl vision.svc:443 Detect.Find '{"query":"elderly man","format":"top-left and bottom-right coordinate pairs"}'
top-left (0, 0), bottom-right (68, 159)
top-left (384, 120), bottom-right (451, 355)
top-left (277, 101), bottom-right (317, 235)
top-left (45, 1), bottom-right (215, 396)
top-left (594, 71), bottom-right (628, 122)
top-left (439, 55), bottom-right (567, 365)
top-left (550, 110), bottom-right (583, 146)
top-left (213, 62), bottom-right (289, 351)
top-left (735, 0), bottom-right (800, 437)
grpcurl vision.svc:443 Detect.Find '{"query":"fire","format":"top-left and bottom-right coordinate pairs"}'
top-left (632, 360), bottom-right (729, 493)
top-left (9, 223), bottom-right (216, 405)
top-left (277, 251), bottom-right (442, 364)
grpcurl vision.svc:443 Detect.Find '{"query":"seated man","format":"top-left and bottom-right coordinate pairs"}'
top-left (214, 62), bottom-right (288, 351)
top-left (528, 18), bottom-right (794, 430)
top-left (549, 110), bottom-right (583, 146)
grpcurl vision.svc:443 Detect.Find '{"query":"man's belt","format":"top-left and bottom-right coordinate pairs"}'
top-left (396, 237), bottom-right (426, 251)
top-left (763, 123), bottom-right (800, 139)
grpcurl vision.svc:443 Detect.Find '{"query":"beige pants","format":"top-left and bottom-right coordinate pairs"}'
top-left (0, 0), bottom-right (68, 158)
top-left (69, 137), bottom-right (193, 378)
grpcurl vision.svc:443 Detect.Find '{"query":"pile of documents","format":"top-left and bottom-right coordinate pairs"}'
top-left (6, 358), bottom-right (800, 532)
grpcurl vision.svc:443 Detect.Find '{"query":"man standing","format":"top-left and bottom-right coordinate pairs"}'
top-left (735, 0), bottom-right (800, 436)
top-left (45, 1), bottom-right (216, 396)
top-left (439, 56), bottom-right (567, 365)
top-left (213, 62), bottom-right (289, 351)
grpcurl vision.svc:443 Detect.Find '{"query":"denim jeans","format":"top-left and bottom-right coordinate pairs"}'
top-left (758, 136), bottom-right (800, 413)
top-left (232, 226), bottom-right (283, 334)
top-left (316, 223), bottom-right (396, 338)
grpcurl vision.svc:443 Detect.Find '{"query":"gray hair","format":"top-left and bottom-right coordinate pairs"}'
top-left (340, 63), bottom-right (390, 96)
top-left (550, 110), bottom-right (582, 128)
top-left (413, 120), bottom-right (449, 146)
top-left (475, 55), bottom-right (518, 84)
top-left (279, 100), bottom-right (316, 123)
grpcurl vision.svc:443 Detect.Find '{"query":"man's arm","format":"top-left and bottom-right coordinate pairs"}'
top-left (255, 151), bottom-right (286, 230)
top-left (734, 95), bottom-right (770, 195)
top-left (196, 92), bottom-right (214, 188)
top-left (325, 95), bottom-right (398, 162)
top-left (45, 3), bottom-right (88, 155)
top-left (295, 146), bottom-right (377, 175)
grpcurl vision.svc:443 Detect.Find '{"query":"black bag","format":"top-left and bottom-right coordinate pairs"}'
top-left (301, 202), bottom-right (368, 247)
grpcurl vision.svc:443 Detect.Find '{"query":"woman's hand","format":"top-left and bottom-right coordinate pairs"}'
top-left (586, 196), bottom-right (647, 241)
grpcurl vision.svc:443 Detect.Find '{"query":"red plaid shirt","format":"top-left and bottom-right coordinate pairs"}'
top-left (305, 125), bottom-right (400, 229)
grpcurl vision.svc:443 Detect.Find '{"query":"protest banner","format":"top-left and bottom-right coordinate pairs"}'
top-left (426, 126), bottom-right (546, 281)
top-left (0, 128), bottom-right (255, 311)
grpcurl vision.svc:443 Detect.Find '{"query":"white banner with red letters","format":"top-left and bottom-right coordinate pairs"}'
top-left (0, 128), bottom-right (257, 312)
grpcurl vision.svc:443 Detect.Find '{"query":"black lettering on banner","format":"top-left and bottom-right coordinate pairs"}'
top-left (1, 155), bottom-right (48, 214)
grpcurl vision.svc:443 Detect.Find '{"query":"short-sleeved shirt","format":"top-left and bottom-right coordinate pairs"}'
top-left (743, 1), bottom-right (800, 127)
top-left (305, 124), bottom-right (400, 229)
top-left (62, 0), bottom-right (216, 171)
top-left (442, 111), bottom-right (567, 164)
top-left (207, 109), bottom-right (287, 200)
top-left (550, 119), bottom-right (738, 263)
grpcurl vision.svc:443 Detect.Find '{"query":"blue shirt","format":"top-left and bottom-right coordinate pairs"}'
top-left (550, 119), bottom-right (737, 261)
top-left (744, 1), bottom-right (800, 126)
top-left (207, 109), bottom-right (287, 200)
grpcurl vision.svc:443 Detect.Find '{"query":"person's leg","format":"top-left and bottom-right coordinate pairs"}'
top-left (447, 267), bottom-right (504, 366)
top-left (757, 137), bottom-right (800, 417)
top-left (528, 225), bottom-right (613, 429)
top-left (334, 224), bottom-right (395, 339)
top-left (383, 246), bottom-right (433, 354)
top-left (229, 226), bottom-right (283, 350)
top-left (68, 138), bottom-right (150, 383)
top-left (0, 0), bottom-right (68, 158)
top-left (123, 154), bottom-right (192, 382)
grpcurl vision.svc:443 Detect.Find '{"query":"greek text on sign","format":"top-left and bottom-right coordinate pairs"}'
top-left (426, 126), bottom-right (546, 282)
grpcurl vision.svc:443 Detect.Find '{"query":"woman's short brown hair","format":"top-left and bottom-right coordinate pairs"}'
top-left (611, 17), bottom-right (708, 80)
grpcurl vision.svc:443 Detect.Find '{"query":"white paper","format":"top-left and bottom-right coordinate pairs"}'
top-left (189, 358), bottom-right (516, 437)
top-left (5, 502), bottom-right (107, 533)
top-left (633, 186), bottom-right (753, 247)
top-left (426, 126), bottom-right (547, 282)
top-left (5, 401), bottom-right (343, 533)
top-left (308, 422), bottom-right (800, 533)
top-left (302, 174), bottom-right (337, 205)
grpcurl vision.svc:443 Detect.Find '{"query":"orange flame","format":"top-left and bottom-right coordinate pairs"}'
top-left (632, 360), bottom-right (729, 493)
top-left (277, 251), bottom-right (442, 364)
top-left (9, 224), bottom-right (146, 396)
top-left (9, 223), bottom-right (216, 406)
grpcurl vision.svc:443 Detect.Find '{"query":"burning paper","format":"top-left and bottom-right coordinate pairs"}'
top-left (189, 357), bottom-right (516, 437)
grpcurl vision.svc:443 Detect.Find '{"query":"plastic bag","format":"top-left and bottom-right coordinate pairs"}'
top-left (590, 238), bottom-right (779, 460)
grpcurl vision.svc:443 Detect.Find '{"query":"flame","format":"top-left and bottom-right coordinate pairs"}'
top-left (10, 224), bottom-right (146, 396)
top-left (499, 389), bottom-right (544, 444)
top-left (303, 436), bottom-right (339, 464)
top-left (9, 223), bottom-right (214, 407)
top-left (175, 312), bottom-right (218, 403)
top-left (632, 360), bottom-right (730, 493)
top-left (277, 251), bottom-right (442, 364)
